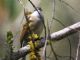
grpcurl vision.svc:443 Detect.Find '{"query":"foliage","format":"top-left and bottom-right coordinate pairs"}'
top-left (6, 31), bottom-right (13, 52)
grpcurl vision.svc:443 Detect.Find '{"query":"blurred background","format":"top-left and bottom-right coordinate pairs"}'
top-left (0, 0), bottom-right (80, 60)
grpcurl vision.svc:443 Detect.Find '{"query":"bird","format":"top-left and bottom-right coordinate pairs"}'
top-left (19, 7), bottom-right (44, 60)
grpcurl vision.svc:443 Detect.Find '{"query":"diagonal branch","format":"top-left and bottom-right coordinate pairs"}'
top-left (12, 22), bottom-right (80, 60)
top-left (50, 22), bottom-right (80, 40)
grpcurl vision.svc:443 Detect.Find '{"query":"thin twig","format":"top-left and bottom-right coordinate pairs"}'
top-left (59, 0), bottom-right (80, 19)
top-left (47, 19), bottom-right (58, 60)
top-left (75, 32), bottom-right (80, 60)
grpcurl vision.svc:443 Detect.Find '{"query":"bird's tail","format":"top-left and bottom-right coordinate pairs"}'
top-left (21, 40), bottom-right (27, 60)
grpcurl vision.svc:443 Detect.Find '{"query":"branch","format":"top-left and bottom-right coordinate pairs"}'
top-left (50, 22), bottom-right (80, 40)
top-left (11, 45), bottom-right (31, 60)
top-left (12, 22), bottom-right (80, 60)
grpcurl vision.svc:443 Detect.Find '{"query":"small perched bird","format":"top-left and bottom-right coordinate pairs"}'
top-left (20, 7), bottom-right (44, 60)
top-left (20, 7), bottom-right (44, 46)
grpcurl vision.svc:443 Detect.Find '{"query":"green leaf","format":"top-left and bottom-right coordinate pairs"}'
top-left (6, 31), bottom-right (13, 45)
